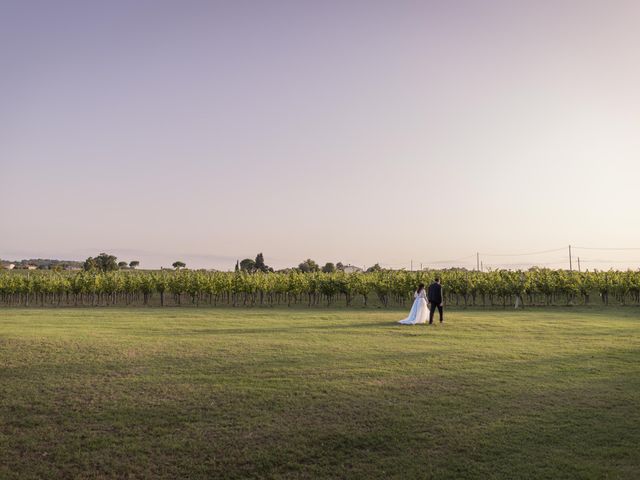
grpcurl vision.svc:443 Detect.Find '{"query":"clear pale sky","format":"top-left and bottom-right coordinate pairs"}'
top-left (2, 0), bottom-right (640, 270)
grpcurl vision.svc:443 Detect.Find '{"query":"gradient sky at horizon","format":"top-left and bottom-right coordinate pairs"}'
top-left (2, 0), bottom-right (640, 270)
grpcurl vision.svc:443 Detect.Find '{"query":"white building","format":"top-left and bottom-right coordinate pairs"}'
top-left (342, 264), bottom-right (363, 273)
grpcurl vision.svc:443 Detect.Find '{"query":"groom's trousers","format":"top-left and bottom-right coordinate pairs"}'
top-left (429, 303), bottom-right (443, 324)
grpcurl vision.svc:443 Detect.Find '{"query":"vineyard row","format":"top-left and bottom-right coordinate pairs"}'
top-left (1, 269), bottom-right (639, 308)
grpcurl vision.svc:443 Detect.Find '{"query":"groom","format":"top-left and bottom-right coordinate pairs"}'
top-left (427, 277), bottom-right (443, 324)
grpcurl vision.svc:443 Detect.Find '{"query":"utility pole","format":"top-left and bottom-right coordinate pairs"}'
top-left (569, 245), bottom-right (573, 271)
top-left (420, 263), bottom-right (423, 271)
top-left (476, 252), bottom-right (480, 271)
top-left (480, 261), bottom-right (483, 272)
top-left (410, 260), bottom-right (413, 271)
top-left (577, 257), bottom-right (581, 272)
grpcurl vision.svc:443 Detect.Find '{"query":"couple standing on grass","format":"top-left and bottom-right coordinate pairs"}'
top-left (398, 278), bottom-right (444, 325)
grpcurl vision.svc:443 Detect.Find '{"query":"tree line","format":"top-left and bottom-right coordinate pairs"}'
top-left (1, 251), bottom-right (380, 274)
top-left (1, 268), bottom-right (639, 308)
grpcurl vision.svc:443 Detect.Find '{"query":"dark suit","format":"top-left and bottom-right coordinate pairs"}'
top-left (427, 282), bottom-right (443, 324)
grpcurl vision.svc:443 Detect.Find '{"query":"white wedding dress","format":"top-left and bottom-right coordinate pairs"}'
top-left (398, 290), bottom-right (429, 325)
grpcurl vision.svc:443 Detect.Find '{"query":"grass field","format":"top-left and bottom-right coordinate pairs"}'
top-left (1, 307), bottom-right (639, 479)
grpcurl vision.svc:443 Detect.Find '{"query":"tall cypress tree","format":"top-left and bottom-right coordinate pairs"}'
top-left (255, 253), bottom-right (266, 272)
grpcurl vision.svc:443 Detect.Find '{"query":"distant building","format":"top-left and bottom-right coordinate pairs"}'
top-left (65, 265), bottom-right (82, 271)
top-left (26, 264), bottom-right (38, 270)
top-left (342, 264), bottom-right (363, 274)
top-left (2, 263), bottom-right (15, 270)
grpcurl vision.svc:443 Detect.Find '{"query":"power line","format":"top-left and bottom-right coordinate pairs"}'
top-left (572, 246), bottom-right (640, 251)
top-left (487, 263), bottom-right (566, 268)
top-left (485, 258), bottom-right (569, 267)
top-left (424, 255), bottom-right (477, 265)
top-left (340, 247), bottom-right (640, 271)
top-left (579, 258), bottom-right (640, 263)
top-left (480, 247), bottom-right (566, 257)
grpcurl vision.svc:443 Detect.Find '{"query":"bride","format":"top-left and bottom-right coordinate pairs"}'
top-left (398, 283), bottom-right (429, 325)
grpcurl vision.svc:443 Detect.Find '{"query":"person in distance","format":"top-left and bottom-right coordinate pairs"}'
top-left (398, 283), bottom-right (429, 325)
top-left (427, 277), bottom-right (444, 324)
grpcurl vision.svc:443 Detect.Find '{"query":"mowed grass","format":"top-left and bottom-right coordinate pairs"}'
top-left (1, 308), bottom-right (639, 479)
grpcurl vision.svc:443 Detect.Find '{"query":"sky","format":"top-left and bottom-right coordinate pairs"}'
top-left (2, 0), bottom-right (640, 271)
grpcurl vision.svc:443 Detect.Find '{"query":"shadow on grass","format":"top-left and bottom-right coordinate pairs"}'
top-left (3, 361), bottom-right (638, 479)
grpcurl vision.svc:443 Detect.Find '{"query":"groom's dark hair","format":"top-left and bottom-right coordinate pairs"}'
top-left (435, 277), bottom-right (440, 283)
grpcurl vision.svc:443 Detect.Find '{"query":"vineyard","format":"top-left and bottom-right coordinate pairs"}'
top-left (1, 268), bottom-right (640, 308)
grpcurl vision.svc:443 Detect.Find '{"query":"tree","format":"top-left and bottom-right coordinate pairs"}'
top-left (298, 262), bottom-right (310, 273)
top-left (366, 263), bottom-right (382, 273)
top-left (240, 258), bottom-right (256, 273)
top-left (83, 253), bottom-right (118, 272)
top-left (96, 253), bottom-right (118, 272)
top-left (118, 261), bottom-right (128, 269)
top-left (322, 262), bottom-right (336, 273)
top-left (234, 260), bottom-right (240, 272)
top-left (173, 261), bottom-right (186, 270)
top-left (336, 262), bottom-right (345, 271)
top-left (254, 253), bottom-right (271, 273)
top-left (298, 259), bottom-right (320, 273)
top-left (83, 257), bottom-right (98, 271)
top-left (129, 261), bottom-right (140, 269)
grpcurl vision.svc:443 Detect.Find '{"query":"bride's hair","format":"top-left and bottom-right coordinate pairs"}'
top-left (416, 283), bottom-right (425, 293)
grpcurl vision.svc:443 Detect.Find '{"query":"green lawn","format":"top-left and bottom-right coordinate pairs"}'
top-left (1, 308), bottom-right (639, 479)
